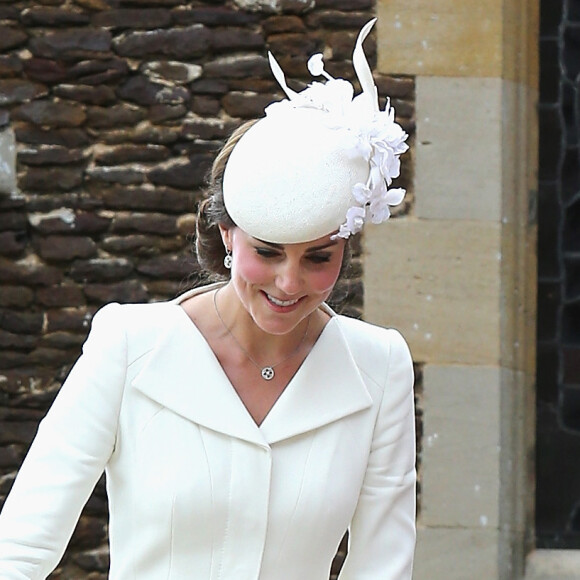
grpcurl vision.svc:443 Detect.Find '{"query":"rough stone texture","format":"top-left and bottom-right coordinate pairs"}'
top-left (0, 3), bottom-right (416, 579)
top-left (0, 80), bottom-right (47, 106)
top-left (113, 25), bottom-right (211, 59)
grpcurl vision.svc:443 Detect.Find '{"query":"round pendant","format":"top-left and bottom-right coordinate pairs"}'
top-left (261, 367), bottom-right (275, 380)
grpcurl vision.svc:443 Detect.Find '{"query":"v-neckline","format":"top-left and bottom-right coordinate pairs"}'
top-left (170, 284), bottom-right (337, 428)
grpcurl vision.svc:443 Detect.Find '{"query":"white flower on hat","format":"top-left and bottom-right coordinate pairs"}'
top-left (337, 206), bottom-right (367, 238)
top-left (266, 18), bottom-right (409, 239)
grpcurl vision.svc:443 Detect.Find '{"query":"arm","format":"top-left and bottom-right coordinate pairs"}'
top-left (339, 330), bottom-right (416, 580)
top-left (0, 303), bottom-right (127, 580)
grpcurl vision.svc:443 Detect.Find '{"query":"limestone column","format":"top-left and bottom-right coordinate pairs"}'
top-left (364, 1), bottom-right (539, 578)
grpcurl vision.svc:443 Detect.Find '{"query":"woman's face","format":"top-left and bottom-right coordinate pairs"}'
top-left (220, 226), bottom-right (346, 336)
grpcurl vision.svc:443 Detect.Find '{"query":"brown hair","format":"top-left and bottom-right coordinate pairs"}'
top-left (195, 120), bottom-right (257, 278)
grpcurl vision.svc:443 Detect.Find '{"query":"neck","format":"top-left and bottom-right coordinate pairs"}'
top-left (214, 284), bottom-right (311, 363)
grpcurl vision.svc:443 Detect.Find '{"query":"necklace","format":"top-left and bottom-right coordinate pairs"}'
top-left (213, 288), bottom-right (310, 381)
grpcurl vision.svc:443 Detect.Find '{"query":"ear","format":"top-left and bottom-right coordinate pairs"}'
top-left (218, 224), bottom-right (232, 250)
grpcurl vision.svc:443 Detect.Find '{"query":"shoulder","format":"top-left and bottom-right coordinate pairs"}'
top-left (334, 315), bottom-right (410, 361)
top-left (88, 299), bottom-right (188, 362)
top-left (333, 315), bottom-right (413, 392)
top-left (92, 300), bottom-right (177, 332)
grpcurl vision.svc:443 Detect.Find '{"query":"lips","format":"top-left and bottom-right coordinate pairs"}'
top-left (266, 293), bottom-right (300, 307)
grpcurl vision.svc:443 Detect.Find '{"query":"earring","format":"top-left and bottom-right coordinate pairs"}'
top-left (223, 248), bottom-right (232, 269)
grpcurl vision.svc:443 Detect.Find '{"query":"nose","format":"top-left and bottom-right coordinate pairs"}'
top-left (275, 259), bottom-right (303, 296)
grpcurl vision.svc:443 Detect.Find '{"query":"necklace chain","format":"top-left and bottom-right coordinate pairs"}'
top-left (213, 288), bottom-right (310, 381)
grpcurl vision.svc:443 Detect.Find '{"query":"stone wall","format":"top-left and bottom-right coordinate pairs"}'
top-left (370, 1), bottom-right (538, 579)
top-left (0, 1), bottom-right (415, 578)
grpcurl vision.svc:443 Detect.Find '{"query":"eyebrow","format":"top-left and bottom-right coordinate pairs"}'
top-left (256, 239), bottom-right (339, 252)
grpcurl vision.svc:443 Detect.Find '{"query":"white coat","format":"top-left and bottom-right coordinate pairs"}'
top-left (0, 285), bottom-right (416, 580)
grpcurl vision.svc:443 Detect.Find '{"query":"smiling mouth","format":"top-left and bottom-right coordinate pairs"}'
top-left (266, 294), bottom-right (300, 307)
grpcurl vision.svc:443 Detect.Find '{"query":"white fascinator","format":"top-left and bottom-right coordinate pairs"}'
top-left (222, 18), bottom-right (409, 244)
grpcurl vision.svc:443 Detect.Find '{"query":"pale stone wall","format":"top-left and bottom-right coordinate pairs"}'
top-left (368, 1), bottom-right (539, 578)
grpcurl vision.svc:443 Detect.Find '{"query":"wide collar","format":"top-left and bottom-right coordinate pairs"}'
top-left (131, 286), bottom-right (372, 448)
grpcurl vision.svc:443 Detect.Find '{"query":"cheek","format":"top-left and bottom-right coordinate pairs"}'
top-left (309, 263), bottom-right (343, 295)
top-left (233, 249), bottom-right (271, 284)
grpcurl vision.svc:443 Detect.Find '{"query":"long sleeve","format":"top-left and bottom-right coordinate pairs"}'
top-left (0, 303), bottom-right (127, 580)
top-left (339, 330), bottom-right (416, 580)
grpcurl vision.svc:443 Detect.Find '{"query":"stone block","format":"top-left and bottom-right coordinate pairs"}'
top-left (0, 79), bottom-right (46, 106)
top-left (191, 96), bottom-right (221, 117)
top-left (53, 84), bottom-right (116, 106)
top-left (20, 166), bottom-right (84, 192)
top-left (18, 145), bottom-right (86, 166)
top-left (0, 286), bottom-right (34, 307)
top-left (14, 101), bottom-right (86, 128)
top-left (28, 28), bottom-right (112, 60)
top-left (363, 218), bottom-right (501, 365)
top-left (86, 104), bottom-right (145, 129)
top-left (15, 126), bottom-right (90, 148)
top-left (174, 6), bottom-right (260, 27)
top-left (305, 10), bottom-right (373, 30)
top-left (222, 91), bottom-right (277, 119)
top-left (211, 27), bottom-right (264, 52)
top-left (414, 527), bottom-right (498, 580)
top-left (113, 25), bottom-right (210, 59)
top-left (0, 330), bottom-right (38, 350)
top-left (21, 58), bottom-right (69, 84)
top-left (377, 0), bottom-right (502, 77)
top-left (0, 231), bottom-right (26, 256)
top-left (0, 309), bottom-right (43, 335)
top-left (117, 75), bottom-right (190, 107)
top-left (263, 15), bottom-right (306, 34)
top-left (0, 258), bottom-right (62, 286)
top-left (97, 185), bottom-right (192, 213)
top-left (94, 145), bottom-right (170, 166)
top-left (266, 32), bottom-right (317, 56)
top-left (204, 54), bottom-right (269, 79)
top-left (142, 61), bottom-right (202, 85)
top-left (37, 284), bottom-right (85, 307)
top-left (20, 7), bottom-right (90, 26)
top-left (86, 165), bottom-right (146, 186)
top-left (68, 58), bottom-right (129, 86)
top-left (0, 26), bottom-right (27, 51)
top-left (136, 255), bottom-right (195, 279)
top-left (0, 54), bottom-right (22, 77)
top-left (234, 0), bottom-right (314, 14)
top-left (45, 308), bottom-right (91, 333)
top-left (148, 156), bottom-right (212, 189)
top-left (526, 550), bottom-right (580, 580)
top-left (69, 258), bottom-right (134, 283)
top-left (0, 212), bottom-right (26, 231)
top-left (420, 364), bottom-right (501, 528)
top-left (83, 280), bottom-right (149, 304)
top-left (36, 235), bottom-right (98, 261)
top-left (415, 76), bottom-right (502, 222)
top-left (92, 8), bottom-right (172, 29)
top-left (29, 209), bottom-right (110, 235)
top-left (41, 331), bottom-right (86, 349)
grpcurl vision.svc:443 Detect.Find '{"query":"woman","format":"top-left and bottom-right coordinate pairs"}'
top-left (0, 19), bottom-right (416, 579)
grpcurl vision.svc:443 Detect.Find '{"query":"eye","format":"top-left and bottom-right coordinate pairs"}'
top-left (306, 253), bottom-right (331, 264)
top-left (255, 247), bottom-right (281, 259)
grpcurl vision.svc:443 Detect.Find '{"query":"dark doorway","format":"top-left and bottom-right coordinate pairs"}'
top-left (536, 0), bottom-right (580, 549)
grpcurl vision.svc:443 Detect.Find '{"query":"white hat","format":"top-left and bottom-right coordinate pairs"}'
top-left (223, 18), bottom-right (409, 244)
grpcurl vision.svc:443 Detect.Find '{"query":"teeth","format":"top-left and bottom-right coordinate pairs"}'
top-left (267, 294), bottom-right (299, 307)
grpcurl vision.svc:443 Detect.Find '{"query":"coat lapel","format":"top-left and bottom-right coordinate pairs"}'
top-left (131, 305), bottom-right (268, 448)
top-left (131, 291), bottom-right (372, 448)
top-left (259, 317), bottom-right (372, 444)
